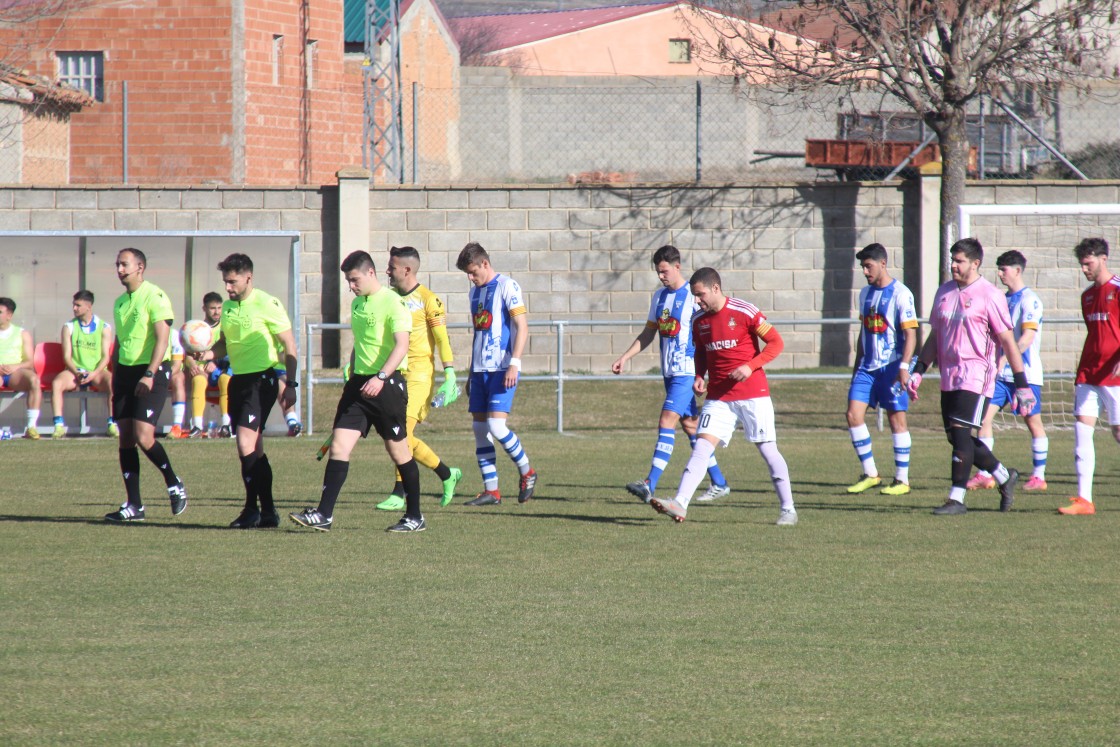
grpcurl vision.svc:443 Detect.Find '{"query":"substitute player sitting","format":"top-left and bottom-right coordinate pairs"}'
top-left (612, 244), bottom-right (729, 504)
top-left (650, 268), bottom-right (798, 526)
top-left (376, 245), bottom-right (462, 511)
top-left (967, 251), bottom-right (1049, 492)
top-left (183, 292), bottom-right (232, 438)
top-left (51, 290), bottom-right (118, 438)
top-left (845, 243), bottom-right (918, 496)
top-left (0, 297), bottom-right (42, 439)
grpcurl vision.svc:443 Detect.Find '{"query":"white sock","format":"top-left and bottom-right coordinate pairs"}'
top-left (172, 401), bottom-right (186, 425)
top-left (892, 431), bottom-right (911, 484)
top-left (192, 415), bottom-right (204, 429)
top-left (1074, 421), bottom-right (1095, 501)
top-left (26, 408), bottom-right (39, 428)
top-left (675, 438), bottom-right (715, 509)
top-left (1031, 437), bottom-right (1048, 479)
top-left (848, 423), bottom-right (877, 477)
top-left (221, 413), bottom-right (231, 426)
top-left (977, 436), bottom-right (995, 478)
top-left (757, 440), bottom-right (794, 511)
top-left (949, 486), bottom-right (966, 505)
top-left (286, 411), bottom-right (299, 425)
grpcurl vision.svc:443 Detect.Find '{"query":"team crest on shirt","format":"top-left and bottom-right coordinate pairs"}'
top-left (863, 313), bottom-right (887, 334)
top-left (658, 308), bottom-right (681, 337)
top-left (727, 318), bottom-right (737, 329)
top-left (473, 301), bottom-right (493, 330)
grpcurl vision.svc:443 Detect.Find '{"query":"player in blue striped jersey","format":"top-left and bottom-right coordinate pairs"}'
top-left (612, 245), bottom-right (728, 503)
top-left (968, 250), bottom-right (1049, 492)
top-left (846, 244), bottom-right (919, 496)
top-left (457, 242), bottom-right (537, 506)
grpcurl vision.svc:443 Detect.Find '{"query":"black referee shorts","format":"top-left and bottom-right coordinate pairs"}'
top-left (228, 369), bottom-right (279, 433)
top-left (332, 372), bottom-right (408, 441)
top-left (112, 362), bottom-right (172, 425)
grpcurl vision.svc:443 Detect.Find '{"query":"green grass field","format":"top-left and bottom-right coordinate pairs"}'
top-left (1, 381), bottom-right (1117, 745)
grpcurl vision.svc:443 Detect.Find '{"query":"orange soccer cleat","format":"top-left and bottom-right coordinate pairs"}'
top-left (1058, 497), bottom-right (1096, 516)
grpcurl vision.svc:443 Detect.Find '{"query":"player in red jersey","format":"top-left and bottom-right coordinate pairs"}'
top-left (1061, 238), bottom-right (1120, 515)
top-left (649, 267), bottom-right (797, 525)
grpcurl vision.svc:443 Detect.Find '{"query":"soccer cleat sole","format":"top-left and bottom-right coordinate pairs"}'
top-left (649, 497), bottom-right (686, 523)
top-left (288, 513), bottom-right (332, 531)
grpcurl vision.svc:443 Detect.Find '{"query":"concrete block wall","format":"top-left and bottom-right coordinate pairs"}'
top-left (367, 182), bottom-right (917, 373)
top-left (1, 179), bottom-right (1117, 378)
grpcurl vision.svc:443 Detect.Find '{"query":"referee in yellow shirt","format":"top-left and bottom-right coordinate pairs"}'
top-left (203, 253), bottom-right (298, 529)
top-left (376, 246), bottom-right (462, 511)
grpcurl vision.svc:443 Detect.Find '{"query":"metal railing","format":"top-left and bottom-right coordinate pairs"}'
top-left (303, 317), bottom-right (1085, 435)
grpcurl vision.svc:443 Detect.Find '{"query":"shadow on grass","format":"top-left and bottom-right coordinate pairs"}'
top-left (0, 514), bottom-right (231, 530)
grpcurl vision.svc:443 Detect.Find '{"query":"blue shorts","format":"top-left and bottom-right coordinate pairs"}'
top-left (468, 370), bottom-right (517, 414)
top-left (662, 375), bottom-right (698, 418)
top-left (0, 374), bottom-right (9, 389)
top-left (991, 380), bottom-right (1043, 416)
top-left (848, 362), bottom-right (909, 412)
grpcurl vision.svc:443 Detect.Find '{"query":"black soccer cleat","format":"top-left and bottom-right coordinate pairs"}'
top-left (518, 468), bottom-right (537, 504)
top-left (168, 482), bottom-right (188, 516)
top-left (932, 500), bottom-right (968, 516)
top-left (229, 508), bottom-right (261, 529)
top-left (258, 508), bottom-right (281, 528)
top-left (386, 515), bottom-right (427, 533)
top-left (998, 468), bottom-right (1019, 513)
top-left (105, 504), bottom-right (145, 523)
top-left (289, 507), bottom-right (332, 531)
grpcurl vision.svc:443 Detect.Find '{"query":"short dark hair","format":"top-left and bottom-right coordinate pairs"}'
top-left (689, 267), bottom-right (722, 289)
top-left (202, 291), bottom-right (223, 306)
top-left (389, 246), bottom-right (421, 263)
top-left (1075, 237), bottom-right (1110, 260)
top-left (0, 297), bottom-right (15, 313)
top-left (950, 237), bottom-right (984, 264)
top-left (996, 250), bottom-right (1027, 269)
top-left (217, 253), bottom-right (254, 274)
top-left (73, 290), bottom-right (94, 304)
top-left (341, 250), bottom-right (375, 273)
top-left (652, 245), bottom-right (681, 266)
top-left (119, 247), bottom-right (147, 267)
top-left (456, 242), bottom-right (489, 272)
top-left (855, 243), bottom-right (888, 264)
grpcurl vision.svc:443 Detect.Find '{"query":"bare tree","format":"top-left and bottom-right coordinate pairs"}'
top-left (682, 0), bottom-right (1120, 270)
top-left (0, 0), bottom-right (72, 69)
top-left (453, 16), bottom-right (525, 69)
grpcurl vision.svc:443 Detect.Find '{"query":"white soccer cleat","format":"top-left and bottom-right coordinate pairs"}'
top-left (695, 482), bottom-right (731, 502)
top-left (776, 508), bottom-right (798, 526)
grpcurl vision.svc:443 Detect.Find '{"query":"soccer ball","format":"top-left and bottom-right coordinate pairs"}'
top-left (179, 319), bottom-right (214, 354)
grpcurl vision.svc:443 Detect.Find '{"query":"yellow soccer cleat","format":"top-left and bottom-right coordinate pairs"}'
top-left (880, 479), bottom-right (911, 496)
top-left (846, 474), bottom-right (882, 494)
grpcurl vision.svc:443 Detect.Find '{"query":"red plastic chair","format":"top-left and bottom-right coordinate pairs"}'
top-left (33, 342), bottom-right (67, 389)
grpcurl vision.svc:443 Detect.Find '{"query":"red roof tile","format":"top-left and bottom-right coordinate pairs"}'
top-left (449, 2), bottom-right (677, 54)
top-left (0, 63), bottom-right (93, 108)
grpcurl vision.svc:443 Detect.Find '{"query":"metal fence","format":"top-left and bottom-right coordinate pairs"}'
top-left (303, 316), bottom-right (1089, 435)
top-left (6, 77), bottom-right (1120, 185)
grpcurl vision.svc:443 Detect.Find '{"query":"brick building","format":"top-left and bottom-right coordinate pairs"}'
top-left (4, 0), bottom-right (366, 185)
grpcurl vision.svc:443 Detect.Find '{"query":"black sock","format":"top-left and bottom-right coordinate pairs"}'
top-left (391, 480), bottom-right (405, 497)
top-left (400, 458), bottom-right (421, 520)
top-left (434, 461), bottom-right (452, 481)
top-left (317, 459), bottom-right (349, 519)
top-left (255, 454), bottom-right (275, 513)
top-left (971, 437), bottom-right (1000, 474)
top-left (119, 448), bottom-right (142, 508)
top-left (140, 441), bottom-right (180, 487)
top-left (948, 427), bottom-right (975, 489)
top-left (239, 453), bottom-right (260, 512)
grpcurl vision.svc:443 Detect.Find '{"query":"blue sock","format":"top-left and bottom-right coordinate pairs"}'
top-left (53, 416), bottom-right (64, 426)
top-left (647, 427), bottom-right (675, 490)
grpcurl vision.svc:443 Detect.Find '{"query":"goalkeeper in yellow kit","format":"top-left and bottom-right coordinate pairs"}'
top-left (376, 246), bottom-right (462, 510)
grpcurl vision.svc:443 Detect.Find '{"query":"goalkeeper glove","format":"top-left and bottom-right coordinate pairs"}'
top-left (905, 372), bottom-right (923, 400)
top-left (1014, 387), bottom-right (1037, 417)
top-left (433, 368), bottom-right (460, 407)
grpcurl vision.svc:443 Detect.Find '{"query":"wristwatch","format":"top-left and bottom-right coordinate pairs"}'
top-left (288, 381), bottom-right (298, 388)
top-left (376, 371), bottom-right (389, 381)
top-left (142, 370), bottom-right (155, 379)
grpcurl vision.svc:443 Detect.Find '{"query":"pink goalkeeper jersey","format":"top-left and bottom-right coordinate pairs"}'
top-left (930, 276), bottom-right (1012, 397)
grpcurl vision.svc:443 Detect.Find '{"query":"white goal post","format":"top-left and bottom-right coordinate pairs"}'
top-left (957, 202), bottom-right (1120, 430)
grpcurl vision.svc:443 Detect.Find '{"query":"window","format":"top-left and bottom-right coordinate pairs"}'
top-left (668, 38), bottom-right (691, 64)
top-left (273, 35), bottom-right (284, 85)
top-left (305, 40), bottom-right (318, 89)
top-left (57, 51), bottom-right (104, 101)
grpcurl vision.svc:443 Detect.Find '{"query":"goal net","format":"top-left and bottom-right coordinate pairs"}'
top-left (959, 203), bottom-right (1120, 430)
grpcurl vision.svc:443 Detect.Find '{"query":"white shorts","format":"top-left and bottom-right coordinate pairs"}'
top-left (697, 397), bottom-right (776, 446)
top-left (1074, 384), bottom-right (1120, 425)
